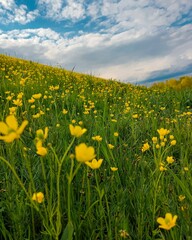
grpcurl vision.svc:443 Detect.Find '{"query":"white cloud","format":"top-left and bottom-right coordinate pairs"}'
top-left (0, 23), bottom-right (191, 83)
top-left (37, 0), bottom-right (85, 21)
top-left (0, 0), bottom-right (39, 24)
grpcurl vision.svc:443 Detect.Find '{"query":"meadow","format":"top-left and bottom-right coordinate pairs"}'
top-left (0, 54), bottom-right (192, 240)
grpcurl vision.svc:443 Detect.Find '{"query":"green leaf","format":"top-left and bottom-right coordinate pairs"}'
top-left (60, 221), bottom-right (74, 240)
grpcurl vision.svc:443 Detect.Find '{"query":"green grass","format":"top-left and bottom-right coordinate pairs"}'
top-left (0, 54), bottom-right (192, 240)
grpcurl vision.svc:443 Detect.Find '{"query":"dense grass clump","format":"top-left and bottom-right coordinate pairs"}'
top-left (0, 54), bottom-right (192, 240)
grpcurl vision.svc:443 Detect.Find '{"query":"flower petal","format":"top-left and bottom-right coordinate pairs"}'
top-left (6, 115), bottom-right (18, 131)
top-left (17, 120), bottom-right (28, 135)
top-left (0, 122), bottom-right (9, 135)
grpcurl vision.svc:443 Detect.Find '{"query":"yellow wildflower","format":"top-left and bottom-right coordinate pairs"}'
top-left (152, 137), bottom-right (158, 143)
top-left (141, 142), bottom-right (150, 152)
top-left (62, 109), bottom-right (68, 114)
top-left (85, 159), bottom-right (103, 169)
top-left (108, 144), bottom-right (114, 149)
top-left (13, 99), bottom-right (23, 106)
top-left (32, 93), bottom-right (42, 99)
top-left (157, 128), bottom-right (170, 137)
top-left (36, 146), bottom-right (48, 157)
top-left (110, 167), bottom-right (118, 171)
top-left (114, 132), bottom-right (119, 137)
top-left (166, 156), bottom-right (174, 164)
top-left (178, 195), bottom-right (185, 202)
top-left (75, 143), bottom-right (96, 162)
top-left (92, 135), bottom-right (102, 141)
top-left (159, 163), bottom-right (167, 171)
top-left (36, 127), bottom-right (48, 141)
top-left (0, 115), bottom-right (28, 143)
top-left (157, 213), bottom-right (177, 230)
top-left (170, 140), bottom-right (176, 146)
top-left (69, 124), bottom-right (87, 138)
top-left (32, 192), bottom-right (44, 203)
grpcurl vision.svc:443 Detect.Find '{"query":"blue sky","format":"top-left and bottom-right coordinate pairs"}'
top-left (0, 0), bottom-right (192, 84)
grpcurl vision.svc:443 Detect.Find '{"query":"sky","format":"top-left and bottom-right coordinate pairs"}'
top-left (0, 0), bottom-right (192, 84)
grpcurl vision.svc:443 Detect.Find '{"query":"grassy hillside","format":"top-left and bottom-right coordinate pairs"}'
top-left (0, 54), bottom-right (192, 240)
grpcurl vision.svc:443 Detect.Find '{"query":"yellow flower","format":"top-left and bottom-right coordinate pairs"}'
top-left (62, 109), bottom-right (68, 114)
top-left (170, 140), bottom-right (176, 146)
top-left (157, 128), bottom-right (170, 137)
top-left (32, 93), bottom-right (42, 99)
top-left (85, 159), bottom-right (103, 169)
top-left (157, 213), bottom-right (177, 230)
top-left (159, 163), bottom-right (167, 171)
top-left (36, 146), bottom-right (48, 156)
top-left (32, 192), bottom-right (44, 203)
top-left (0, 115), bottom-right (28, 143)
top-left (92, 135), bottom-right (102, 141)
top-left (166, 156), bottom-right (174, 164)
top-left (69, 124), bottom-right (87, 138)
top-left (114, 132), bottom-right (119, 137)
top-left (110, 167), bottom-right (118, 171)
top-left (178, 195), bottom-right (185, 202)
top-left (152, 137), bottom-right (158, 143)
top-left (36, 127), bottom-right (48, 141)
top-left (141, 142), bottom-right (150, 152)
top-left (13, 99), bottom-right (23, 107)
top-left (75, 143), bottom-right (96, 162)
top-left (108, 144), bottom-right (114, 149)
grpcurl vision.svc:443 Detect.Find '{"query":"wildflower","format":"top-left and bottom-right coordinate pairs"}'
top-left (110, 167), bottom-right (118, 171)
top-left (141, 142), bottom-right (150, 152)
top-left (132, 114), bottom-right (139, 119)
top-left (62, 109), bottom-right (68, 114)
top-left (114, 132), bottom-right (119, 137)
top-left (92, 135), bottom-right (102, 141)
top-left (119, 229), bottom-right (129, 238)
top-left (156, 144), bottom-right (160, 149)
top-left (0, 115), bottom-right (28, 143)
top-left (157, 128), bottom-right (170, 137)
top-left (160, 142), bottom-right (165, 147)
top-left (178, 195), bottom-right (185, 202)
top-left (169, 135), bottom-right (174, 140)
top-left (85, 159), bottom-right (103, 169)
top-left (13, 99), bottom-right (23, 107)
top-left (36, 145), bottom-right (48, 156)
top-left (170, 140), bottom-right (176, 146)
top-left (157, 213), bottom-right (177, 230)
top-left (75, 143), bottom-right (96, 162)
top-left (108, 144), bottom-right (114, 149)
top-left (32, 192), bottom-right (44, 203)
top-left (69, 124), bottom-right (87, 138)
top-left (159, 163), bottom-right (167, 171)
top-left (36, 127), bottom-right (48, 142)
top-left (152, 137), bottom-right (158, 143)
top-left (32, 93), bottom-right (42, 99)
top-left (183, 167), bottom-right (189, 171)
top-left (166, 156), bottom-right (174, 164)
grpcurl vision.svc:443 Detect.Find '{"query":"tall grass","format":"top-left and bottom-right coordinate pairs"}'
top-left (0, 54), bottom-right (192, 240)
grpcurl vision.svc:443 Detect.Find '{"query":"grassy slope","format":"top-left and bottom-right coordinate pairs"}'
top-left (0, 54), bottom-right (192, 240)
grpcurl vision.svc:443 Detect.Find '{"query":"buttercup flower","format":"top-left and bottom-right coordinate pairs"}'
top-left (157, 213), bottom-right (178, 230)
top-left (0, 115), bottom-right (28, 143)
top-left (32, 192), bottom-right (44, 203)
top-left (69, 124), bottom-right (87, 138)
top-left (75, 143), bottom-right (96, 162)
top-left (110, 167), bottom-right (118, 171)
top-left (85, 159), bottom-right (103, 169)
top-left (157, 128), bottom-right (170, 138)
top-left (166, 156), bottom-right (175, 164)
top-left (92, 135), bottom-right (102, 142)
top-left (141, 142), bottom-right (150, 152)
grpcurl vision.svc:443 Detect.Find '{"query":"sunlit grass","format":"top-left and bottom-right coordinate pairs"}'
top-left (0, 54), bottom-right (192, 240)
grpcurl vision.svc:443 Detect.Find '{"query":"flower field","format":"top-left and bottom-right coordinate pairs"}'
top-left (0, 54), bottom-right (192, 240)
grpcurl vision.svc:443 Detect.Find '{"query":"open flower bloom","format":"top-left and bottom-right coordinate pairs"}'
top-left (75, 143), bottom-right (96, 162)
top-left (157, 128), bottom-right (170, 138)
top-left (157, 213), bottom-right (178, 230)
top-left (69, 124), bottom-right (87, 138)
top-left (85, 159), bottom-right (103, 169)
top-left (141, 142), bottom-right (150, 152)
top-left (0, 115), bottom-right (28, 143)
top-left (36, 140), bottom-right (48, 157)
top-left (36, 127), bottom-right (48, 142)
top-left (32, 192), bottom-right (44, 203)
